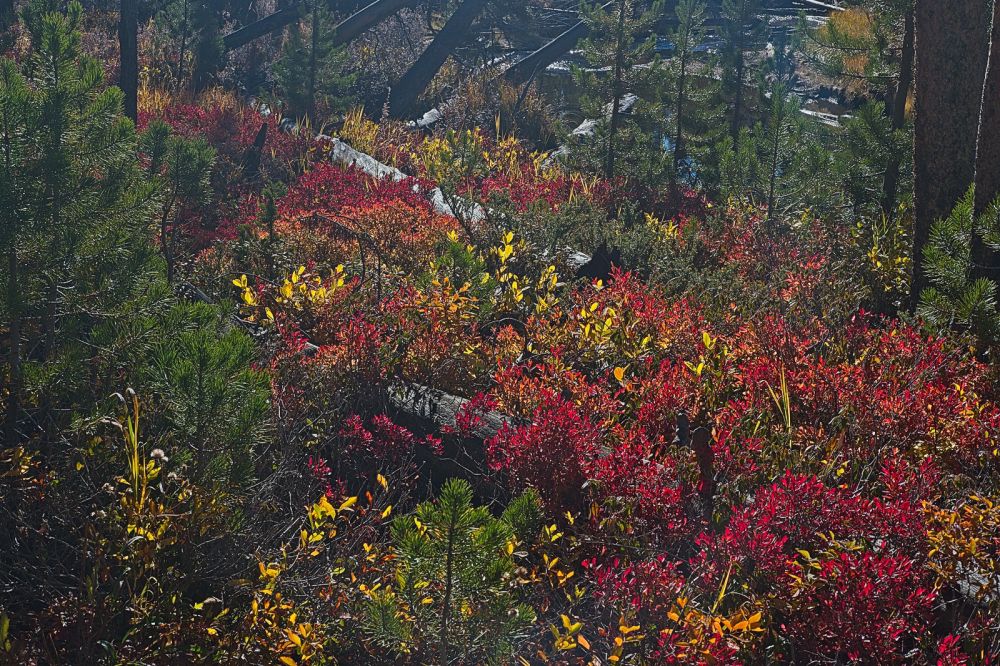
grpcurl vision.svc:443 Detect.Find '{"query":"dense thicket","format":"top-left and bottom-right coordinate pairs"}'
top-left (2, 1), bottom-right (1000, 664)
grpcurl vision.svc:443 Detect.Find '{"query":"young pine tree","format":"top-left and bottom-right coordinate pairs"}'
top-left (803, 1), bottom-right (915, 220)
top-left (152, 0), bottom-right (226, 90)
top-left (364, 479), bottom-right (540, 664)
top-left (273, 0), bottom-right (355, 122)
top-left (571, 0), bottom-right (667, 182)
top-left (1, 0), bottom-right (158, 444)
top-left (139, 302), bottom-right (270, 487)
top-left (141, 120), bottom-right (216, 284)
top-left (717, 82), bottom-right (829, 224)
top-left (918, 187), bottom-right (1000, 350)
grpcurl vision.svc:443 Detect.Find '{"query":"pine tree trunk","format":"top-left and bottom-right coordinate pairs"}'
top-left (911, 0), bottom-right (994, 309)
top-left (767, 108), bottom-right (781, 224)
top-left (177, 0), bottom-right (190, 86)
top-left (972, 3), bottom-right (1000, 283)
top-left (5, 233), bottom-right (19, 448)
top-left (0, 0), bottom-right (14, 35)
top-left (880, 8), bottom-right (913, 222)
top-left (605, 0), bottom-right (628, 181)
top-left (119, 0), bottom-right (139, 123)
top-left (386, 0), bottom-right (489, 119)
top-left (439, 517), bottom-right (455, 666)
top-left (192, 9), bottom-right (222, 92)
top-left (2, 90), bottom-right (20, 448)
top-left (731, 53), bottom-right (744, 144)
top-left (308, 0), bottom-right (319, 120)
top-left (673, 44), bottom-right (688, 173)
top-left (728, 0), bottom-right (748, 144)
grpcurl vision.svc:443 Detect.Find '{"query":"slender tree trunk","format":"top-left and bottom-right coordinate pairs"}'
top-left (119, 0), bottom-right (139, 123)
top-left (673, 47), bottom-right (688, 173)
top-left (1, 0), bottom-right (15, 36)
top-left (308, 0), bottom-right (319, 120)
top-left (5, 232), bottom-right (19, 448)
top-left (385, 0), bottom-right (489, 119)
top-left (2, 92), bottom-right (20, 447)
top-left (972, 2), bottom-right (1000, 283)
top-left (439, 520), bottom-right (455, 666)
top-left (731, 54), bottom-right (744, 143)
top-left (605, 0), bottom-right (628, 181)
top-left (192, 7), bottom-right (222, 92)
top-left (177, 0), bottom-right (190, 86)
top-left (767, 110), bottom-right (781, 224)
top-left (880, 8), bottom-right (914, 221)
top-left (911, 0), bottom-right (994, 309)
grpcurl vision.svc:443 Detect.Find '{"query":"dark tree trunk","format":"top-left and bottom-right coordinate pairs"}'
top-left (730, 52), bottom-right (745, 143)
top-left (971, 3), bottom-right (1000, 285)
top-left (119, 0), bottom-right (138, 123)
top-left (386, 0), bottom-right (490, 120)
top-left (192, 8), bottom-right (223, 92)
top-left (880, 8), bottom-right (914, 221)
top-left (307, 0), bottom-right (319, 120)
top-left (605, 0), bottom-right (628, 180)
top-left (911, 0), bottom-right (994, 309)
top-left (0, 0), bottom-right (15, 35)
top-left (4, 229), bottom-right (19, 448)
top-left (673, 40), bottom-right (689, 173)
top-left (502, 2), bottom-right (615, 86)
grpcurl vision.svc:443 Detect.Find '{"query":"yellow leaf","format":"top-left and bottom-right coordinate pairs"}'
top-left (381, 505), bottom-right (393, 519)
top-left (376, 473), bottom-right (388, 490)
top-left (206, 627), bottom-right (217, 636)
top-left (279, 657), bottom-right (298, 666)
top-left (339, 496), bottom-right (358, 511)
top-left (613, 367), bottom-right (626, 383)
top-left (578, 635), bottom-right (590, 650)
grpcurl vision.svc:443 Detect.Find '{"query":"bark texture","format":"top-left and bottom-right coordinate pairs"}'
top-left (912, 0), bottom-right (994, 308)
top-left (118, 0), bottom-right (139, 123)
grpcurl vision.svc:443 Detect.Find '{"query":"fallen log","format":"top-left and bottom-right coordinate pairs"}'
top-left (502, 1), bottom-right (614, 86)
top-left (320, 135), bottom-right (590, 270)
top-left (386, 0), bottom-right (491, 119)
top-left (222, 0), bottom-right (419, 54)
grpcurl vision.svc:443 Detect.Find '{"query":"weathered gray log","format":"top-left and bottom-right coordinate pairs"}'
top-left (388, 382), bottom-right (510, 441)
